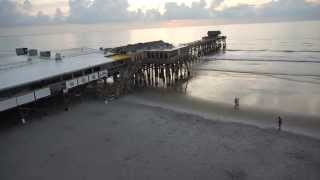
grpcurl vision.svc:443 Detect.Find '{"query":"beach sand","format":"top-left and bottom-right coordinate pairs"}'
top-left (0, 94), bottom-right (320, 180)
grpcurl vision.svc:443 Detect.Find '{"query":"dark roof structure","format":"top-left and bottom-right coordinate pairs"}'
top-left (207, 31), bottom-right (221, 38)
top-left (111, 40), bottom-right (174, 54)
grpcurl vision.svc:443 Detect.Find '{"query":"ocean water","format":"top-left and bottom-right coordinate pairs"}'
top-left (0, 20), bottom-right (320, 120)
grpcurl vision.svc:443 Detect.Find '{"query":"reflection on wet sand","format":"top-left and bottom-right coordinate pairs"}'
top-left (126, 84), bottom-right (320, 139)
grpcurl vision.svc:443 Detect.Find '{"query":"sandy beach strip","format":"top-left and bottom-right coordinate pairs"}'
top-left (0, 94), bottom-right (320, 180)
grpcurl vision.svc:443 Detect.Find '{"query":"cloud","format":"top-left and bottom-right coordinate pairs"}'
top-left (214, 4), bottom-right (257, 19)
top-left (0, 0), bottom-right (22, 26)
top-left (68, 0), bottom-right (130, 23)
top-left (257, 0), bottom-right (320, 20)
top-left (129, 8), bottom-right (162, 21)
top-left (53, 8), bottom-right (65, 23)
top-left (144, 9), bottom-right (162, 21)
top-left (163, 0), bottom-right (211, 20)
top-left (0, 0), bottom-right (320, 27)
top-left (212, 0), bottom-right (320, 21)
top-left (22, 0), bottom-right (32, 11)
top-left (210, 0), bottom-right (224, 9)
top-left (0, 0), bottom-right (53, 26)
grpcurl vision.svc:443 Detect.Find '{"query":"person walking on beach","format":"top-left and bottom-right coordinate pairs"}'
top-left (278, 116), bottom-right (282, 131)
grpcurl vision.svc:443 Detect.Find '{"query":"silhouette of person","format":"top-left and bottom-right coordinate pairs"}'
top-left (278, 116), bottom-right (282, 131)
top-left (234, 97), bottom-right (240, 110)
top-left (234, 97), bottom-right (238, 110)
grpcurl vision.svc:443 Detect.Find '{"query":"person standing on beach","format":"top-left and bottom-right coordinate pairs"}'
top-left (278, 116), bottom-right (282, 131)
top-left (234, 97), bottom-right (240, 110)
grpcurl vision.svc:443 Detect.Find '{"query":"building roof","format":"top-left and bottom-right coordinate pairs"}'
top-left (111, 40), bottom-right (174, 54)
top-left (207, 31), bottom-right (221, 37)
top-left (0, 48), bottom-right (113, 92)
top-left (143, 45), bottom-right (188, 52)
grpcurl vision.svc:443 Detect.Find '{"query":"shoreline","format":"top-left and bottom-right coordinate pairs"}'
top-left (125, 89), bottom-right (320, 140)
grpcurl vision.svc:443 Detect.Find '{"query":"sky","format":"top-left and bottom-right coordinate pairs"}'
top-left (0, 0), bottom-right (320, 27)
top-left (9, 0), bottom-right (282, 14)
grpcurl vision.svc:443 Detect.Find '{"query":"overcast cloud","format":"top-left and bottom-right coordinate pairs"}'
top-left (0, 0), bottom-right (319, 27)
top-left (163, 0), bottom-right (211, 20)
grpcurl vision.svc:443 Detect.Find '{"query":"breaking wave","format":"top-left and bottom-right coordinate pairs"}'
top-left (204, 58), bottom-right (320, 63)
top-left (227, 49), bottom-right (320, 53)
top-left (193, 68), bottom-right (320, 78)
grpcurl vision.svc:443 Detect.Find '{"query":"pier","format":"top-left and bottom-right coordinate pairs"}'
top-left (0, 31), bottom-right (226, 117)
top-left (106, 31), bottom-right (226, 96)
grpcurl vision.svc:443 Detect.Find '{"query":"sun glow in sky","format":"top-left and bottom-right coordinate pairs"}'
top-left (127, 0), bottom-right (272, 12)
top-left (25, 0), bottom-right (320, 16)
top-left (25, 0), bottom-right (272, 15)
top-left (0, 0), bottom-right (319, 27)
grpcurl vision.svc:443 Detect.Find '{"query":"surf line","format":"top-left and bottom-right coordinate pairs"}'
top-left (194, 68), bottom-right (320, 78)
top-left (203, 58), bottom-right (320, 64)
top-left (266, 75), bottom-right (320, 86)
top-left (226, 49), bottom-right (320, 53)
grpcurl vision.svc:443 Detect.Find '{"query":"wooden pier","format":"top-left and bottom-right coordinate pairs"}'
top-left (106, 31), bottom-right (226, 96)
top-left (0, 31), bottom-right (226, 116)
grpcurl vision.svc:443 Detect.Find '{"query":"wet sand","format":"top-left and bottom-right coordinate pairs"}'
top-left (129, 89), bottom-right (320, 139)
top-left (0, 94), bottom-right (320, 180)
